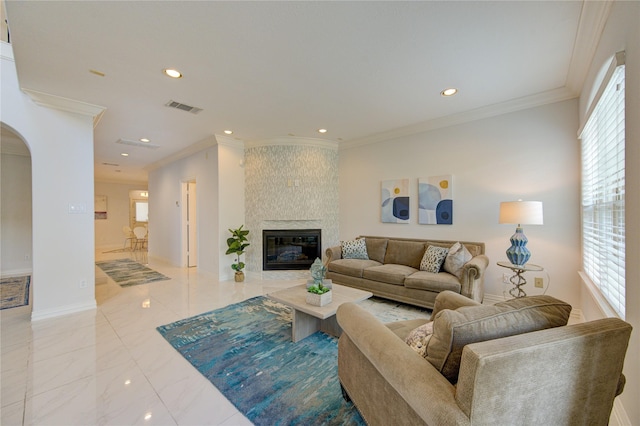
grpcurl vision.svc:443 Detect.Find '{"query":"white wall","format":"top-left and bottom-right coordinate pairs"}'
top-left (217, 137), bottom-right (245, 280)
top-left (1, 151), bottom-right (32, 275)
top-left (577, 1), bottom-right (639, 424)
top-left (148, 140), bottom-right (221, 276)
top-left (1, 42), bottom-right (96, 319)
top-left (338, 99), bottom-right (581, 307)
top-left (94, 181), bottom-right (147, 249)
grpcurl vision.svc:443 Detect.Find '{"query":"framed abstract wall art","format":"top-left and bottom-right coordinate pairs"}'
top-left (419, 175), bottom-right (453, 224)
top-left (381, 179), bottom-right (409, 223)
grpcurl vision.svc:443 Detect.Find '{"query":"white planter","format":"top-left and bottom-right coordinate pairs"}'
top-left (306, 290), bottom-right (332, 307)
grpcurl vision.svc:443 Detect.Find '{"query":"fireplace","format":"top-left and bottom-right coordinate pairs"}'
top-left (262, 229), bottom-right (322, 270)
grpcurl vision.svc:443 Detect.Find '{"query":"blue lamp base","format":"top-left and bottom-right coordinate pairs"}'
top-left (506, 226), bottom-right (531, 266)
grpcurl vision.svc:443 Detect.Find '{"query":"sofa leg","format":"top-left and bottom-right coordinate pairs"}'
top-left (340, 383), bottom-right (352, 402)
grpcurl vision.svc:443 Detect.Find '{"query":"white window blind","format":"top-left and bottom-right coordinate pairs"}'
top-left (580, 58), bottom-right (625, 318)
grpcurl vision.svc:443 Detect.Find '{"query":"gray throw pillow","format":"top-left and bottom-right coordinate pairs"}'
top-left (443, 242), bottom-right (472, 279)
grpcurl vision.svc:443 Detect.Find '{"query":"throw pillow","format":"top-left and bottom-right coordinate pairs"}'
top-left (443, 242), bottom-right (473, 279)
top-left (405, 321), bottom-right (434, 358)
top-left (341, 238), bottom-right (369, 260)
top-left (425, 295), bottom-right (572, 384)
top-left (420, 245), bottom-right (449, 273)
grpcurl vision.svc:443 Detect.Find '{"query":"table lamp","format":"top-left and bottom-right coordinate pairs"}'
top-left (499, 200), bottom-right (543, 266)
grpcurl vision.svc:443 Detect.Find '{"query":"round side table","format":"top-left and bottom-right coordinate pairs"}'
top-left (497, 261), bottom-right (543, 298)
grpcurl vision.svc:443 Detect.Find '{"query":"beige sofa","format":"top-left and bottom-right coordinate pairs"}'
top-left (336, 291), bottom-right (632, 426)
top-left (326, 236), bottom-right (489, 308)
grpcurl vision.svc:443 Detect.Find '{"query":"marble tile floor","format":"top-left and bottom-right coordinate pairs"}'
top-left (1, 250), bottom-right (312, 426)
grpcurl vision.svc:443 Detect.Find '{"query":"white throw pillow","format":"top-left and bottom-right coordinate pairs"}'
top-left (405, 321), bottom-right (434, 358)
top-left (341, 238), bottom-right (369, 260)
top-left (420, 245), bottom-right (449, 273)
top-left (443, 242), bottom-right (473, 279)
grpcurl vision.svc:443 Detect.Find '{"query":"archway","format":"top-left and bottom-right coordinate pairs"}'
top-left (1, 123), bottom-right (33, 314)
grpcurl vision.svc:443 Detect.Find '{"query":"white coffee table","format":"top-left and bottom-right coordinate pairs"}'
top-left (269, 283), bottom-right (373, 342)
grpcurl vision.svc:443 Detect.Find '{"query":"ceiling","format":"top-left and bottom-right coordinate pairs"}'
top-left (4, 1), bottom-right (604, 184)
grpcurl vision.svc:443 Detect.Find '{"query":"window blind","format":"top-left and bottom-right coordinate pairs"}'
top-left (580, 61), bottom-right (625, 318)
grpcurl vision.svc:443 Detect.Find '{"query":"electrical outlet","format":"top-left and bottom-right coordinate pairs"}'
top-left (534, 277), bottom-right (544, 288)
top-left (502, 273), bottom-right (511, 284)
top-left (79, 280), bottom-right (87, 289)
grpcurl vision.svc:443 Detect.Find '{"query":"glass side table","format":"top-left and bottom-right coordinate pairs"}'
top-left (497, 261), bottom-right (544, 298)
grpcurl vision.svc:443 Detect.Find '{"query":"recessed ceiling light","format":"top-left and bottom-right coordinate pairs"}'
top-left (140, 138), bottom-right (150, 143)
top-left (441, 88), bottom-right (458, 97)
top-left (121, 153), bottom-right (129, 157)
top-left (163, 69), bottom-right (182, 79)
top-left (318, 128), bottom-right (328, 134)
top-left (224, 130), bottom-right (233, 135)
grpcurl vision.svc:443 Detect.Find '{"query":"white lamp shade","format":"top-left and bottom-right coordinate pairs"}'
top-left (499, 201), bottom-right (543, 225)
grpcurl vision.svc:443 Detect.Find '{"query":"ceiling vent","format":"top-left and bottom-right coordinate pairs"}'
top-left (116, 139), bottom-right (161, 149)
top-left (102, 162), bottom-right (120, 166)
top-left (165, 100), bottom-right (203, 114)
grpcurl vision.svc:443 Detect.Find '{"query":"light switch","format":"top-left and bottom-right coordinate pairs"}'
top-left (68, 203), bottom-right (87, 214)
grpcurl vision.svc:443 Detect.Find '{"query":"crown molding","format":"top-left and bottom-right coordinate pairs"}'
top-left (144, 135), bottom-right (218, 172)
top-left (21, 88), bottom-right (106, 128)
top-left (245, 136), bottom-right (338, 151)
top-left (215, 134), bottom-right (245, 149)
top-left (565, 0), bottom-right (614, 95)
top-left (341, 87), bottom-right (577, 150)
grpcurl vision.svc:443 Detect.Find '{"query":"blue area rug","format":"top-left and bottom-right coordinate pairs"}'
top-left (157, 296), bottom-right (366, 425)
top-left (0, 275), bottom-right (31, 310)
top-left (96, 258), bottom-right (170, 287)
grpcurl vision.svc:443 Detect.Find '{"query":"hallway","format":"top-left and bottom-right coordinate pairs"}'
top-left (1, 250), bottom-right (302, 425)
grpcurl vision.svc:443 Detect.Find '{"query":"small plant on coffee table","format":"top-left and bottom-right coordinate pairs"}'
top-left (307, 282), bottom-right (331, 295)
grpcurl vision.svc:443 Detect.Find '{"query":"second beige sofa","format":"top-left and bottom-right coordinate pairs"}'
top-left (326, 236), bottom-right (489, 309)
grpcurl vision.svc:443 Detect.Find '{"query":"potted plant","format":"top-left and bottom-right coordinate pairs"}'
top-left (306, 281), bottom-right (332, 306)
top-left (226, 225), bottom-right (250, 282)
top-left (306, 258), bottom-right (332, 306)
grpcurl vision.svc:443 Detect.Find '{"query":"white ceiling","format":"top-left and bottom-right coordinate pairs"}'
top-left (4, 1), bottom-right (603, 184)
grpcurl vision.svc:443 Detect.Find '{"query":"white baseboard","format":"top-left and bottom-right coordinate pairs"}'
top-left (1, 268), bottom-right (33, 277)
top-left (610, 397), bottom-right (631, 426)
top-left (482, 293), bottom-right (506, 305)
top-left (31, 300), bottom-right (97, 321)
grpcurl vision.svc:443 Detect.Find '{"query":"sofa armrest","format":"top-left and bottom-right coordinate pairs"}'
top-left (455, 318), bottom-right (632, 425)
top-left (429, 290), bottom-right (481, 321)
top-left (337, 302), bottom-right (470, 425)
top-left (325, 245), bottom-right (341, 263)
top-left (459, 254), bottom-right (489, 302)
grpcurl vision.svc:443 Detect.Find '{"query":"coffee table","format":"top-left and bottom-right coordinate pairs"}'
top-left (269, 283), bottom-right (373, 342)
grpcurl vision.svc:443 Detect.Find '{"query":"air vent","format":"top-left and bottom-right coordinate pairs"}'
top-left (165, 100), bottom-right (203, 114)
top-left (102, 162), bottom-right (120, 166)
top-left (116, 139), bottom-right (161, 149)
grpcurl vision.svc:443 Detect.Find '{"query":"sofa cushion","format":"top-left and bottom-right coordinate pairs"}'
top-left (443, 242), bottom-right (472, 279)
top-left (404, 271), bottom-right (461, 293)
top-left (363, 264), bottom-right (419, 285)
top-left (341, 239), bottom-right (369, 260)
top-left (405, 321), bottom-right (434, 357)
top-left (420, 245), bottom-right (449, 273)
top-left (328, 259), bottom-right (381, 278)
top-left (364, 238), bottom-right (388, 264)
top-left (425, 295), bottom-right (572, 383)
top-left (383, 240), bottom-right (426, 268)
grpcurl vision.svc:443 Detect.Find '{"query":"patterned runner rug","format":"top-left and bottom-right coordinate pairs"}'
top-left (0, 275), bottom-right (31, 310)
top-left (157, 296), bottom-right (430, 425)
top-left (96, 258), bottom-right (170, 287)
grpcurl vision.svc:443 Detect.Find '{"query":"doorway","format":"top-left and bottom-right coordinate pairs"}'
top-left (182, 180), bottom-right (197, 267)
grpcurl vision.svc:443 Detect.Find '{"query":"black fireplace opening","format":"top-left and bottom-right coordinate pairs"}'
top-left (263, 229), bottom-right (322, 270)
